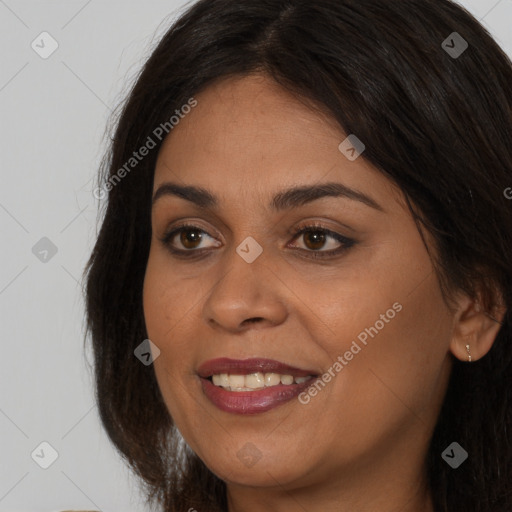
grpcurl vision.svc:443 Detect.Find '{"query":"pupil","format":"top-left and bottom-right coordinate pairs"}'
top-left (305, 230), bottom-right (325, 250)
top-left (181, 229), bottom-right (202, 249)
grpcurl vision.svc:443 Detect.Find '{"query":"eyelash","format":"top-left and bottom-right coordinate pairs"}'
top-left (160, 221), bottom-right (356, 260)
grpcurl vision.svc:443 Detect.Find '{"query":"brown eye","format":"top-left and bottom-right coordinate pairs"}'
top-left (179, 227), bottom-right (203, 249)
top-left (292, 227), bottom-right (344, 252)
top-left (161, 224), bottom-right (220, 253)
top-left (288, 224), bottom-right (356, 260)
top-left (161, 222), bottom-right (355, 260)
top-left (302, 230), bottom-right (327, 250)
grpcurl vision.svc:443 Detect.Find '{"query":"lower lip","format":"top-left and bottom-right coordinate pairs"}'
top-left (200, 377), bottom-right (315, 414)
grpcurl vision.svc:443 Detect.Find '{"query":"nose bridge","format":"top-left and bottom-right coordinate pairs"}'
top-left (202, 235), bottom-right (287, 331)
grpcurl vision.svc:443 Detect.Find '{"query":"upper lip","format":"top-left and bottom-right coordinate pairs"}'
top-left (197, 358), bottom-right (318, 378)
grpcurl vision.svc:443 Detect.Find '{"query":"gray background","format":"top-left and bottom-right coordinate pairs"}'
top-left (1, 1), bottom-right (511, 510)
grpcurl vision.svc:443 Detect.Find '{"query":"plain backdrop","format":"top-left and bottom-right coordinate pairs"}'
top-left (1, 1), bottom-right (511, 510)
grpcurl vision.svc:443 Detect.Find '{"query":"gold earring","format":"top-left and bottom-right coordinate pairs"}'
top-left (465, 344), bottom-right (472, 362)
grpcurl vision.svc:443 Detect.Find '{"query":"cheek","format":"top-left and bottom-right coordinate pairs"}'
top-left (303, 246), bottom-right (453, 435)
top-left (143, 250), bottom-right (193, 388)
top-left (143, 247), bottom-right (201, 343)
top-left (319, 275), bottom-right (453, 440)
top-left (143, 256), bottom-right (199, 431)
top-left (377, 277), bottom-right (454, 410)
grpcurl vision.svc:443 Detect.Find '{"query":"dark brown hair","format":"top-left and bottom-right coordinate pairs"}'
top-left (84, 0), bottom-right (512, 510)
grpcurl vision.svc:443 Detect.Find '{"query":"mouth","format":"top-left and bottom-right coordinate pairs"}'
top-left (197, 358), bottom-right (320, 414)
top-left (205, 372), bottom-right (314, 390)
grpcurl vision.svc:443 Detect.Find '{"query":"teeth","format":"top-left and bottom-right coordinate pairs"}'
top-left (212, 374), bottom-right (229, 387)
top-left (246, 372), bottom-right (265, 389)
top-left (210, 372), bottom-right (313, 391)
top-left (280, 374), bottom-right (294, 385)
top-left (264, 373), bottom-right (281, 386)
top-left (229, 375), bottom-right (245, 389)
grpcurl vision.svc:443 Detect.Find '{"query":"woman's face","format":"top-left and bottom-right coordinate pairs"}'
top-left (143, 74), bottom-right (456, 496)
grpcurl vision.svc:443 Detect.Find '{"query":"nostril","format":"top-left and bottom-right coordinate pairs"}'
top-left (243, 317), bottom-right (264, 325)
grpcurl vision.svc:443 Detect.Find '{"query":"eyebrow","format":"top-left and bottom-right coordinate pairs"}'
top-left (152, 182), bottom-right (384, 212)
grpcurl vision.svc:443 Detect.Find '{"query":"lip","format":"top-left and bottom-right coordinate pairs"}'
top-left (197, 358), bottom-right (319, 415)
top-left (200, 377), bottom-right (316, 414)
top-left (197, 357), bottom-right (318, 378)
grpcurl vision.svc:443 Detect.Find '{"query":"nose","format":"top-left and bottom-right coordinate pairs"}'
top-left (202, 246), bottom-right (288, 333)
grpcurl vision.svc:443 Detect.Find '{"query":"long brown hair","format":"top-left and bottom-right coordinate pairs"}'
top-left (84, 1), bottom-right (512, 510)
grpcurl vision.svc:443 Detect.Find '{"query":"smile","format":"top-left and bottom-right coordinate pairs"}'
top-left (197, 357), bottom-right (319, 414)
top-left (210, 372), bottom-right (313, 391)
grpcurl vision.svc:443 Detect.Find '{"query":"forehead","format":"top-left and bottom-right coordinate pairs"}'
top-left (157, 74), bottom-right (340, 162)
top-left (153, 73), bottom-right (401, 211)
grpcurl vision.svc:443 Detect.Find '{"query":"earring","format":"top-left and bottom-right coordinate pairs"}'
top-left (465, 344), bottom-right (472, 362)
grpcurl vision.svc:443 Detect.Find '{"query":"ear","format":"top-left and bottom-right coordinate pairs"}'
top-left (450, 290), bottom-right (507, 362)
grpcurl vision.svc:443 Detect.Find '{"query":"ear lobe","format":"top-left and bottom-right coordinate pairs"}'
top-left (451, 331), bottom-right (477, 362)
top-left (449, 294), bottom-right (506, 363)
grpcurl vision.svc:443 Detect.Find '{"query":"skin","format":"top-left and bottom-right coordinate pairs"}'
top-left (143, 73), bottom-right (504, 512)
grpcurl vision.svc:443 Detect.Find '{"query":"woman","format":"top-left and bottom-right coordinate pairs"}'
top-left (84, 0), bottom-right (512, 511)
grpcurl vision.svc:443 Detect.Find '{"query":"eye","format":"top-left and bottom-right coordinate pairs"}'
top-left (288, 222), bottom-right (355, 259)
top-left (160, 221), bottom-right (356, 260)
top-left (161, 223), bottom-right (220, 253)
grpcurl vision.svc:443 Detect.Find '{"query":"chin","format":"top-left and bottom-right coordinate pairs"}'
top-left (201, 445), bottom-right (311, 489)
